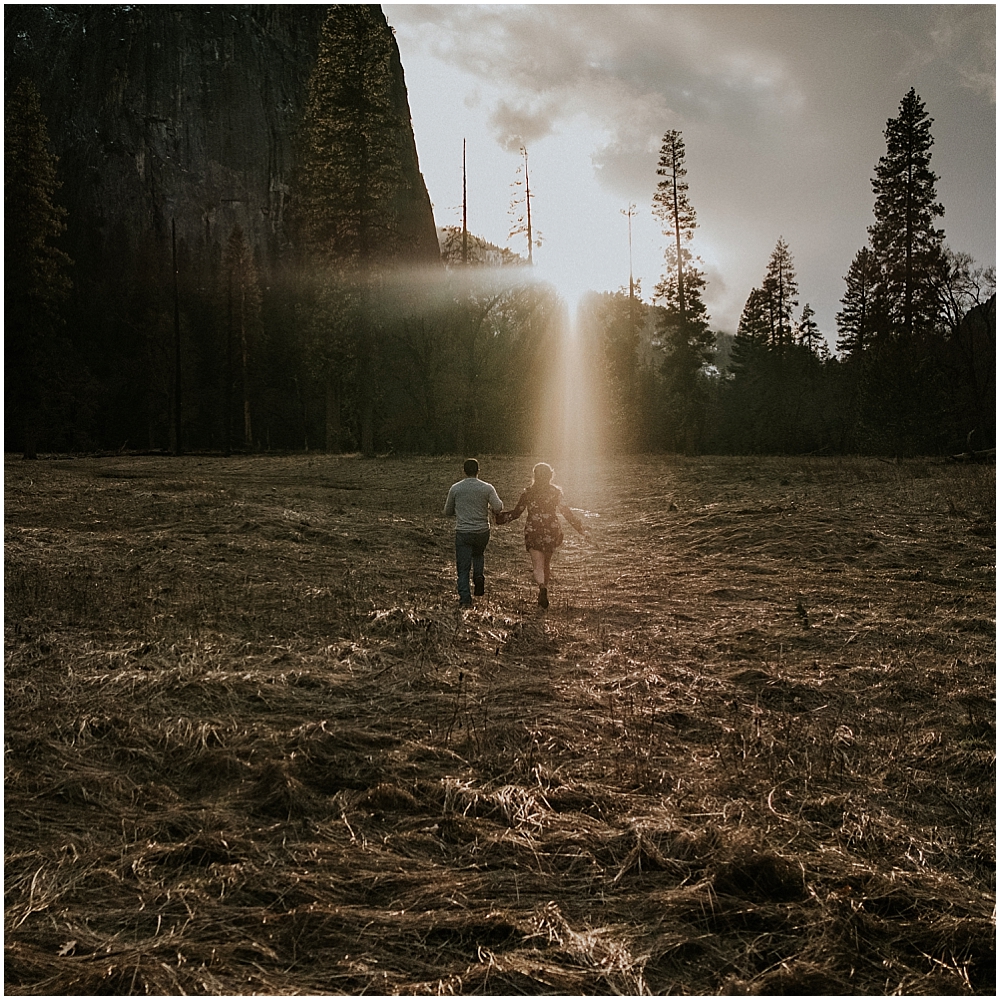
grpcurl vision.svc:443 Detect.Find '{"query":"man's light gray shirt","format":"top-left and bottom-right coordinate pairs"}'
top-left (444, 477), bottom-right (503, 533)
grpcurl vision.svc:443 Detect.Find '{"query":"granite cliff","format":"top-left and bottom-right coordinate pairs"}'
top-left (5, 4), bottom-right (439, 278)
top-left (5, 4), bottom-right (441, 450)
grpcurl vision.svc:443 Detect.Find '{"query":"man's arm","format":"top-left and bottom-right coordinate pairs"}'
top-left (443, 485), bottom-right (457, 517)
top-left (488, 485), bottom-right (503, 514)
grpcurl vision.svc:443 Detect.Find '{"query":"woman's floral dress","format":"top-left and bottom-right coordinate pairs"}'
top-left (497, 484), bottom-right (584, 553)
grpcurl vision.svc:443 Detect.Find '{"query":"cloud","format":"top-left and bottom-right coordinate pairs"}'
top-left (488, 97), bottom-right (559, 152)
top-left (387, 5), bottom-right (813, 191)
top-left (590, 128), bottom-right (660, 198)
top-left (928, 7), bottom-right (996, 102)
top-left (385, 3), bottom-right (996, 334)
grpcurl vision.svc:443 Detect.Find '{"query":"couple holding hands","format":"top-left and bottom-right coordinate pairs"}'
top-left (443, 459), bottom-right (588, 609)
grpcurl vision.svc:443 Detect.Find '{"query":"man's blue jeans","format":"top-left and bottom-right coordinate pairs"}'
top-left (455, 530), bottom-right (490, 603)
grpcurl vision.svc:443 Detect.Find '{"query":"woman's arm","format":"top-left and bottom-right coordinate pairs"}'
top-left (495, 490), bottom-right (528, 526)
top-left (559, 503), bottom-right (587, 535)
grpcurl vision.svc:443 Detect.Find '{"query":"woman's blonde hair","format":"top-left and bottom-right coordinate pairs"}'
top-left (532, 462), bottom-right (553, 486)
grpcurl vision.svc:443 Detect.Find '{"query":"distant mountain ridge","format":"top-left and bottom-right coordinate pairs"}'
top-left (437, 226), bottom-right (527, 268)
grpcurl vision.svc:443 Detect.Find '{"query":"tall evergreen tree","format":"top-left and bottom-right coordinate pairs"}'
top-left (5, 79), bottom-right (73, 458)
top-left (761, 237), bottom-right (799, 350)
top-left (796, 303), bottom-right (825, 357)
top-left (735, 288), bottom-right (771, 347)
top-left (657, 265), bottom-right (715, 453)
top-left (836, 247), bottom-right (880, 360)
top-left (868, 88), bottom-right (945, 340)
top-left (652, 130), bottom-right (698, 322)
top-left (726, 266), bottom-right (828, 453)
top-left (724, 288), bottom-right (773, 452)
top-left (651, 130), bottom-right (714, 452)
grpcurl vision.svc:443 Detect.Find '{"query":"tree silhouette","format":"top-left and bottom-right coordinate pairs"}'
top-left (652, 130), bottom-right (697, 322)
top-left (762, 237), bottom-right (799, 350)
top-left (836, 247), bottom-right (880, 360)
top-left (796, 303), bottom-right (824, 356)
top-left (652, 130), bottom-right (714, 452)
top-left (935, 251), bottom-right (997, 449)
top-left (868, 88), bottom-right (945, 341)
top-left (735, 288), bottom-right (772, 347)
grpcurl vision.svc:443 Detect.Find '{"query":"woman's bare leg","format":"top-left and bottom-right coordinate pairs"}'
top-left (529, 549), bottom-right (546, 586)
top-left (543, 551), bottom-right (552, 585)
top-left (530, 549), bottom-right (550, 607)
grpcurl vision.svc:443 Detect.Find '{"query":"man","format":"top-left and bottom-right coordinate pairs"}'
top-left (443, 458), bottom-right (503, 608)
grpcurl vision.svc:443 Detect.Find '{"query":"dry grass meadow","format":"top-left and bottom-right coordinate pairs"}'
top-left (4, 452), bottom-right (996, 995)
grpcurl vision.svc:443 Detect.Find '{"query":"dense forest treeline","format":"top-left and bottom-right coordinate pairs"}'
top-left (5, 7), bottom-right (995, 458)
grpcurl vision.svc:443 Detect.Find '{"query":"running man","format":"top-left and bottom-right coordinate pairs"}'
top-left (443, 459), bottom-right (504, 608)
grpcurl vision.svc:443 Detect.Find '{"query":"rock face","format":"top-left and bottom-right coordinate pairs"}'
top-left (5, 5), bottom-right (439, 278)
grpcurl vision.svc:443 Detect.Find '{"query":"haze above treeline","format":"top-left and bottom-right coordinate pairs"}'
top-left (5, 5), bottom-right (995, 460)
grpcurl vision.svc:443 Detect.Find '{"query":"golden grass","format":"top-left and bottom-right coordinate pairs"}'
top-left (4, 453), bottom-right (995, 995)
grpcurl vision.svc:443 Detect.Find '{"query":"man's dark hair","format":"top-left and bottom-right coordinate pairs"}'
top-left (464, 459), bottom-right (479, 477)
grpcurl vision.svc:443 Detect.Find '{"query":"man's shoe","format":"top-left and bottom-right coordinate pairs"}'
top-left (459, 598), bottom-right (473, 608)
top-left (538, 587), bottom-right (548, 609)
top-left (473, 576), bottom-right (485, 596)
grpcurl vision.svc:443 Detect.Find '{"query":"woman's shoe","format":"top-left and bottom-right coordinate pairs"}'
top-left (538, 587), bottom-right (548, 609)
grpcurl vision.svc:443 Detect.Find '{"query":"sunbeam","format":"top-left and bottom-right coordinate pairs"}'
top-left (535, 290), bottom-right (606, 467)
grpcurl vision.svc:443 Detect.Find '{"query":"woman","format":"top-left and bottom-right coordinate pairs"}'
top-left (496, 463), bottom-right (587, 608)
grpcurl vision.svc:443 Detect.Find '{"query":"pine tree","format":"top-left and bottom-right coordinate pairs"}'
top-left (836, 247), bottom-right (880, 359)
top-left (652, 130), bottom-right (698, 322)
top-left (796, 303), bottom-right (823, 356)
top-left (761, 237), bottom-right (799, 350)
top-left (735, 288), bottom-right (771, 347)
top-left (5, 79), bottom-right (73, 459)
top-left (656, 265), bottom-right (715, 452)
top-left (651, 130), bottom-right (714, 452)
top-left (868, 88), bottom-right (945, 340)
top-left (724, 288), bottom-right (773, 452)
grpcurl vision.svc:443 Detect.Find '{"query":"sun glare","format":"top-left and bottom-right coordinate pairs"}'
top-left (533, 279), bottom-right (607, 469)
top-left (535, 260), bottom-right (589, 321)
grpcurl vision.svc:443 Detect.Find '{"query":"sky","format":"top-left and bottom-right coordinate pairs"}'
top-left (383, 3), bottom-right (996, 341)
